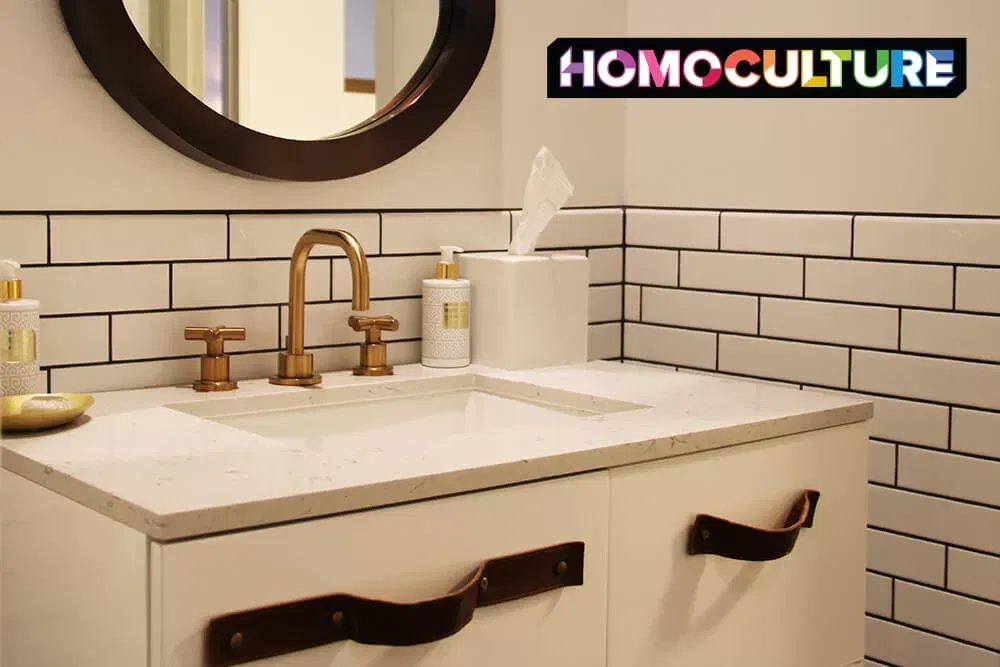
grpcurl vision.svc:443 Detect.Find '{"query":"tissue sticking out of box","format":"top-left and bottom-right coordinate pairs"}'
top-left (508, 146), bottom-right (575, 256)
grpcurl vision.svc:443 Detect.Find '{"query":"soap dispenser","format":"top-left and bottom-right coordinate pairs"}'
top-left (421, 245), bottom-right (471, 368)
top-left (0, 259), bottom-right (41, 396)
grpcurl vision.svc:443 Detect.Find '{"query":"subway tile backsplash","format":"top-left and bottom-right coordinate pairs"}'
top-left (10, 204), bottom-right (1000, 662)
top-left (622, 207), bottom-right (1000, 663)
top-left (8, 209), bottom-right (624, 394)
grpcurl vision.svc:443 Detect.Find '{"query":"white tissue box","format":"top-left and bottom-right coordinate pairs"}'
top-left (459, 252), bottom-right (588, 370)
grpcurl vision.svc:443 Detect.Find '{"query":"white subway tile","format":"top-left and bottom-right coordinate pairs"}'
top-left (382, 211), bottom-right (509, 254)
top-left (229, 213), bottom-right (380, 259)
top-left (869, 440), bottom-right (896, 485)
top-left (588, 323), bottom-right (621, 361)
top-left (512, 208), bottom-right (622, 249)
top-left (623, 323), bottom-right (716, 369)
top-left (641, 287), bottom-right (757, 334)
top-left (112, 307), bottom-right (278, 361)
top-left (50, 215), bottom-right (226, 263)
top-left (901, 310), bottom-right (1000, 363)
top-left (866, 572), bottom-right (893, 617)
top-left (718, 335), bottom-right (848, 387)
top-left (803, 388), bottom-right (950, 448)
top-left (895, 581), bottom-right (1000, 650)
top-left (22, 265), bottom-right (169, 315)
top-left (866, 616), bottom-right (998, 667)
top-left (869, 485), bottom-right (1000, 554)
top-left (39, 316), bottom-right (108, 367)
top-left (949, 549), bottom-right (1000, 604)
top-left (806, 259), bottom-right (954, 309)
top-left (589, 285), bottom-right (622, 323)
top-left (760, 298), bottom-right (898, 349)
top-left (625, 248), bottom-right (678, 286)
top-left (624, 285), bottom-right (640, 321)
top-left (588, 247), bottom-right (623, 284)
top-left (280, 298), bottom-right (420, 348)
top-left (681, 251), bottom-right (803, 297)
top-left (956, 267), bottom-right (1000, 314)
top-left (952, 409), bottom-right (1000, 459)
top-left (51, 357), bottom-right (199, 393)
top-left (721, 212), bottom-right (852, 256)
top-left (867, 528), bottom-right (945, 585)
top-left (173, 259), bottom-right (329, 308)
top-left (0, 215), bottom-right (47, 265)
top-left (898, 446), bottom-right (1000, 506)
top-left (855, 215), bottom-right (1000, 265)
top-left (625, 209), bottom-right (718, 249)
top-left (852, 350), bottom-right (1000, 411)
top-left (334, 255), bottom-right (437, 300)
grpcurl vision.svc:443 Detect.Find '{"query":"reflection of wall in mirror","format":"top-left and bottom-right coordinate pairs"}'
top-left (375, 0), bottom-right (439, 110)
top-left (237, 0), bottom-right (377, 141)
top-left (123, 0), bottom-right (150, 40)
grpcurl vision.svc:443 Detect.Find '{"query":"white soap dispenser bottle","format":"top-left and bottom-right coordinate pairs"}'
top-left (0, 259), bottom-right (42, 396)
top-left (421, 246), bottom-right (471, 368)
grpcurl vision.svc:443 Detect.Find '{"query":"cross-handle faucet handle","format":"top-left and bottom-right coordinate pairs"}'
top-left (184, 326), bottom-right (246, 356)
top-left (348, 315), bottom-right (399, 344)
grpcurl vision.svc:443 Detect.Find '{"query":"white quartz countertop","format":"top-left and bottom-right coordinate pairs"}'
top-left (1, 361), bottom-right (872, 541)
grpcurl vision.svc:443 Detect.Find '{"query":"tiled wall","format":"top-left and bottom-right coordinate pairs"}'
top-left (1, 208), bottom-right (624, 394)
top-left (622, 209), bottom-right (1000, 666)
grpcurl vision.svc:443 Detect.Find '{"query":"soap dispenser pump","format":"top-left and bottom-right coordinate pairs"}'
top-left (421, 245), bottom-right (471, 368)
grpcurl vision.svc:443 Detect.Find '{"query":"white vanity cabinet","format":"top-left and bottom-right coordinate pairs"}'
top-left (607, 422), bottom-right (868, 667)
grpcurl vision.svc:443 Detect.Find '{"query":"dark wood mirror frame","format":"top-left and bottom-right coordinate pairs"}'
top-left (59, 0), bottom-right (495, 182)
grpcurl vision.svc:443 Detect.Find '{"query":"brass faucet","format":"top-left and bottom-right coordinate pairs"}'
top-left (270, 229), bottom-right (371, 386)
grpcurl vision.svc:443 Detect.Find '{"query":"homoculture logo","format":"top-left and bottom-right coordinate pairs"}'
top-left (547, 38), bottom-right (966, 98)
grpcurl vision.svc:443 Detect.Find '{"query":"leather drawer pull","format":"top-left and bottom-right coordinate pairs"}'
top-left (203, 541), bottom-right (585, 666)
top-left (686, 490), bottom-right (820, 562)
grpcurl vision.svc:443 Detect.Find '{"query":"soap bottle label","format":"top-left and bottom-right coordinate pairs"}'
top-left (1, 328), bottom-right (36, 362)
top-left (442, 302), bottom-right (470, 329)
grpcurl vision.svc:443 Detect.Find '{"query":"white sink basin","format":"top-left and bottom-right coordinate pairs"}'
top-left (169, 374), bottom-right (647, 446)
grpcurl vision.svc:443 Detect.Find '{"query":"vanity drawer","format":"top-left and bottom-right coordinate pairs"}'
top-left (151, 471), bottom-right (609, 667)
top-left (607, 423), bottom-right (868, 667)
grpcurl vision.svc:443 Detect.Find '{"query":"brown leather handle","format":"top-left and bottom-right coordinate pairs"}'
top-left (203, 541), bottom-right (585, 666)
top-left (687, 490), bottom-right (820, 562)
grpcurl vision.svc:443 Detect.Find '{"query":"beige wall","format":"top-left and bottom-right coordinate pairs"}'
top-left (0, 0), bottom-right (622, 212)
top-left (625, 0), bottom-right (1000, 216)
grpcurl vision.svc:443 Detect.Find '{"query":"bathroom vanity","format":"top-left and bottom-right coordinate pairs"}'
top-left (1, 361), bottom-right (871, 667)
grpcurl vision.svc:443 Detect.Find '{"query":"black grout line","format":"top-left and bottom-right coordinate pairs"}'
top-left (801, 257), bottom-right (807, 296)
top-left (896, 309), bottom-right (903, 350)
top-left (867, 567), bottom-right (999, 608)
top-left (675, 251), bottom-right (681, 286)
top-left (638, 286), bottom-right (643, 321)
top-left (276, 306), bottom-right (282, 349)
top-left (225, 214), bottom-right (231, 260)
top-left (619, 317), bottom-right (1000, 372)
top-left (943, 546), bottom-right (950, 588)
top-left (167, 264), bottom-right (173, 309)
top-left (715, 212), bottom-right (721, 249)
top-left (875, 438), bottom-right (998, 464)
top-left (714, 333), bottom-right (720, 370)
top-left (864, 612), bottom-right (999, 655)
top-left (378, 212), bottom-right (384, 254)
top-left (862, 657), bottom-right (897, 667)
top-left (45, 215), bottom-right (52, 264)
top-left (623, 204), bottom-right (1000, 219)
top-left (867, 525), bottom-right (1000, 559)
top-left (890, 577), bottom-right (896, 619)
top-left (328, 258), bottom-right (334, 302)
top-left (619, 211), bottom-right (627, 360)
top-left (850, 214), bottom-right (856, 257)
top-left (869, 480), bottom-right (1000, 512)
top-left (847, 347), bottom-right (853, 389)
top-left (947, 407), bottom-right (954, 450)
top-left (952, 265), bottom-right (958, 309)
top-left (45, 369), bottom-right (52, 393)
top-left (893, 442), bottom-right (900, 486)
top-left (755, 296), bottom-right (761, 335)
top-left (107, 314), bottom-right (113, 363)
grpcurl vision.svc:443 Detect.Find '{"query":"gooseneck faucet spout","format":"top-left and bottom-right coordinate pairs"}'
top-left (270, 229), bottom-right (371, 386)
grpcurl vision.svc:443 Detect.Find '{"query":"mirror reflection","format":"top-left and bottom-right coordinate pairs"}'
top-left (122, 0), bottom-right (440, 140)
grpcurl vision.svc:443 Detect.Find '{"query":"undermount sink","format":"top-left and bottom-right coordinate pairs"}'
top-left (169, 374), bottom-right (647, 445)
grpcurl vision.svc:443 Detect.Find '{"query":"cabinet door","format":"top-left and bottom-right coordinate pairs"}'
top-left (153, 471), bottom-right (609, 667)
top-left (608, 423), bottom-right (868, 667)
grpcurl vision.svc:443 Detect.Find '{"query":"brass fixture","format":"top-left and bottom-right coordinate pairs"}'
top-left (184, 326), bottom-right (246, 392)
top-left (348, 315), bottom-right (399, 376)
top-left (271, 229), bottom-right (371, 386)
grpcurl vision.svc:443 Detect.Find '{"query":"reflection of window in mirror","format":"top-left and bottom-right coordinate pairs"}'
top-left (344, 0), bottom-right (376, 97)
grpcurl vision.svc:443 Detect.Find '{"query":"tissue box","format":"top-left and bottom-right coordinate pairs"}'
top-left (460, 252), bottom-right (588, 370)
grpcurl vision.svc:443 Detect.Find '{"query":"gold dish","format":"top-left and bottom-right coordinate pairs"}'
top-left (1, 393), bottom-right (95, 433)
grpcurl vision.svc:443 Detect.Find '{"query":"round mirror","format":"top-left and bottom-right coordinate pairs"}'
top-left (60, 0), bottom-right (495, 181)
top-left (121, 0), bottom-right (439, 141)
